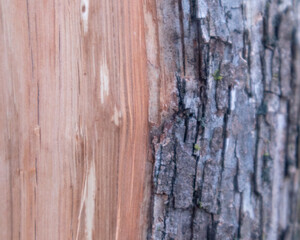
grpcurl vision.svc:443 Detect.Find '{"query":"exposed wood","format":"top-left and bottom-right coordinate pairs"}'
top-left (0, 0), bottom-right (149, 239)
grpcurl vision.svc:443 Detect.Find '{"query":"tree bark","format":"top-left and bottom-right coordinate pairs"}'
top-left (144, 0), bottom-right (300, 239)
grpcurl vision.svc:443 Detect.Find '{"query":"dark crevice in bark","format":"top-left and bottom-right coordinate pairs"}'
top-left (237, 193), bottom-right (243, 240)
top-left (209, 213), bottom-right (217, 240)
top-left (162, 203), bottom-right (168, 240)
top-left (285, 101), bottom-right (291, 177)
top-left (245, 38), bottom-right (253, 98)
top-left (291, 28), bottom-right (297, 88)
top-left (216, 85), bottom-right (231, 215)
top-left (253, 113), bottom-right (262, 195)
top-left (233, 139), bottom-right (239, 192)
top-left (171, 131), bottom-right (178, 201)
top-left (296, 125), bottom-right (300, 169)
top-left (259, 195), bottom-right (264, 240)
top-left (178, 0), bottom-right (186, 76)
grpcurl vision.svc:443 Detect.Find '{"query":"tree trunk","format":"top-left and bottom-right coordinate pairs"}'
top-left (1, 0), bottom-right (300, 239)
top-left (144, 0), bottom-right (300, 239)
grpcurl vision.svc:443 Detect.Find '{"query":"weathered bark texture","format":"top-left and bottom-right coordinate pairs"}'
top-left (145, 0), bottom-right (300, 239)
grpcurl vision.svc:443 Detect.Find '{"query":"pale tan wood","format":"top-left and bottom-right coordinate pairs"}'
top-left (0, 0), bottom-right (149, 239)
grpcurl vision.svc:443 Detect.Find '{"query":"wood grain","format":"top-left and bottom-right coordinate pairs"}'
top-left (0, 0), bottom-right (149, 239)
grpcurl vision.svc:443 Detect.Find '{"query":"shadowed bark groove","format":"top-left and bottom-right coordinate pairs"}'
top-left (146, 0), bottom-right (300, 239)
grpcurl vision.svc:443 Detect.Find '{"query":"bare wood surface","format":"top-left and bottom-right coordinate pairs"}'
top-left (0, 0), bottom-right (149, 239)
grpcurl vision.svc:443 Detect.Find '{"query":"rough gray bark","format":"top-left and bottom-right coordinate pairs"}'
top-left (148, 0), bottom-right (300, 239)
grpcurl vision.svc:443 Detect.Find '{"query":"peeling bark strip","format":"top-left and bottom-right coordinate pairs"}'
top-left (146, 0), bottom-right (300, 239)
